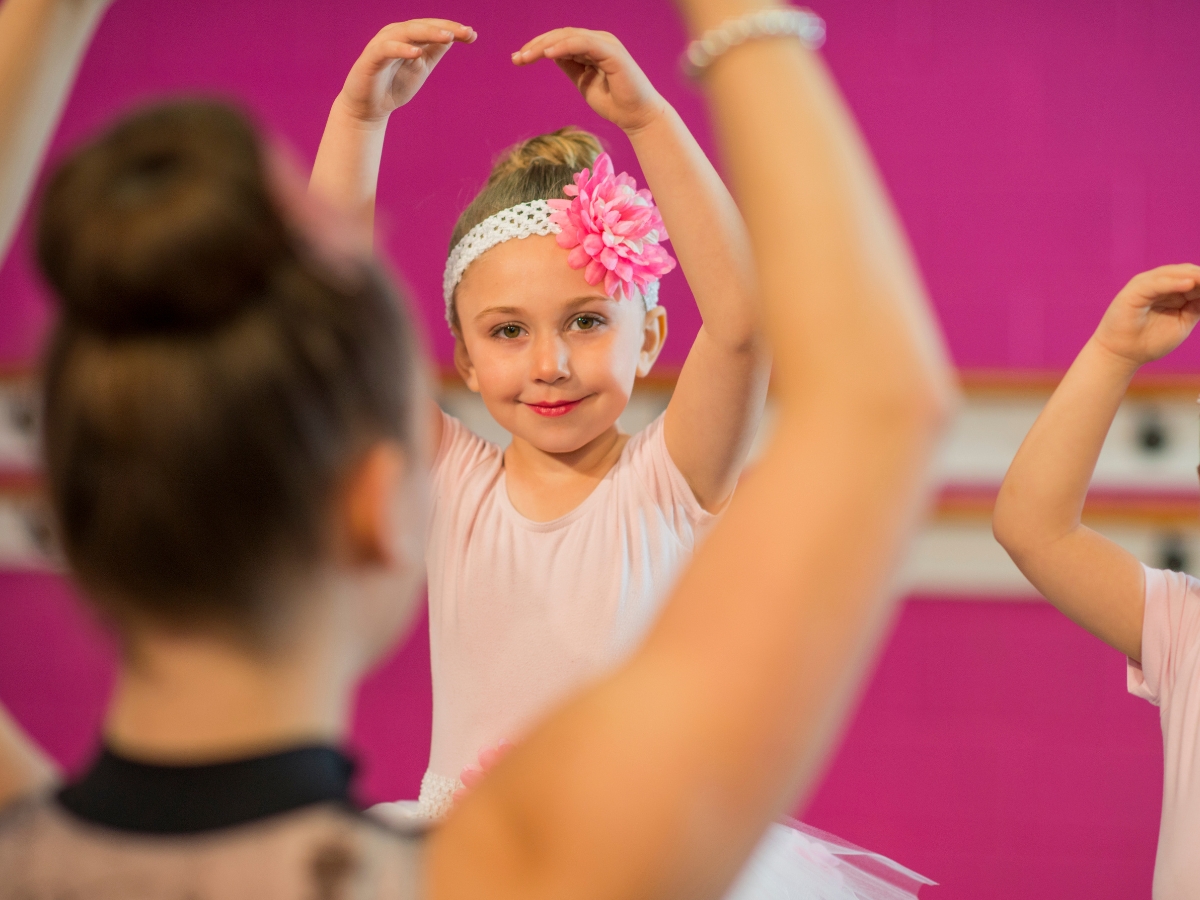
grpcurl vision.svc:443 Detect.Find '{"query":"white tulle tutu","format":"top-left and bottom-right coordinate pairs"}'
top-left (725, 818), bottom-right (934, 900)
top-left (372, 800), bottom-right (933, 900)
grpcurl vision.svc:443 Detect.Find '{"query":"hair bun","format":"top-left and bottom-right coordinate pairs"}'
top-left (38, 102), bottom-right (293, 337)
top-left (488, 127), bottom-right (603, 184)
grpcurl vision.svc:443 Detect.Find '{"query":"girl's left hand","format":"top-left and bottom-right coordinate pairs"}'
top-left (513, 28), bottom-right (667, 134)
top-left (337, 19), bottom-right (476, 125)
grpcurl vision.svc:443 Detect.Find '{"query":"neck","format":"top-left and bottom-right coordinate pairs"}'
top-left (105, 606), bottom-right (358, 764)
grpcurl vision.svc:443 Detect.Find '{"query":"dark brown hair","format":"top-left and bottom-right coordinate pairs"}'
top-left (36, 100), bottom-right (419, 632)
top-left (447, 127), bottom-right (602, 328)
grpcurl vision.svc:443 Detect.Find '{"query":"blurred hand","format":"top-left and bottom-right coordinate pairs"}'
top-left (513, 28), bottom-right (667, 134)
top-left (1092, 264), bottom-right (1200, 367)
top-left (336, 18), bottom-right (475, 124)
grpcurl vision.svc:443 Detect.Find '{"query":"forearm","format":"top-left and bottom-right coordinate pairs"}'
top-left (994, 338), bottom-right (1138, 550)
top-left (0, 0), bottom-right (110, 259)
top-left (0, 703), bottom-right (58, 809)
top-left (308, 97), bottom-right (387, 242)
top-left (626, 105), bottom-right (758, 348)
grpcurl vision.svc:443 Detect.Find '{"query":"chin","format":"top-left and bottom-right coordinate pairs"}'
top-left (513, 414), bottom-right (615, 454)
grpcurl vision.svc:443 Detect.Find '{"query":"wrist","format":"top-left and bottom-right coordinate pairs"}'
top-left (331, 92), bottom-right (392, 132)
top-left (1083, 334), bottom-right (1145, 380)
top-left (676, 0), bottom-right (787, 36)
top-left (621, 97), bottom-right (673, 138)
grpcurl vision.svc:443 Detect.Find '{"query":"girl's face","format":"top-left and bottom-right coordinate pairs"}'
top-left (452, 234), bottom-right (666, 454)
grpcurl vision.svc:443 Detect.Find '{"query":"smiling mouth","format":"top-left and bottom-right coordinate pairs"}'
top-left (524, 399), bottom-right (584, 418)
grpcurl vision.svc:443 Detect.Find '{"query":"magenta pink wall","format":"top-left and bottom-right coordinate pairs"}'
top-left (0, 1), bottom-right (1186, 897)
top-left (0, 574), bottom-right (1162, 898)
top-left (4, 0), bottom-right (1200, 372)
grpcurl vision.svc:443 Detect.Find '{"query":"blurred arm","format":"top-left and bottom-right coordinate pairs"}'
top-left (0, 704), bottom-right (58, 809)
top-left (0, 0), bottom-right (112, 260)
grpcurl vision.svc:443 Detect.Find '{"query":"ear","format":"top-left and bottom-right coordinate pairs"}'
top-left (637, 306), bottom-right (668, 378)
top-left (452, 329), bottom-right (481, 393)
top-left (341, 442), bottom-right (409, 567)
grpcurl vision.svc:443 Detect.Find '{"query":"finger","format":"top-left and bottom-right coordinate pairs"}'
top-left (378, 21), bottom-right (458, 47)
top-left (553, 56), bottom-right (591, 84)
top-left (404, 18), bottom-right (477, 42)
top-left (512, 27), bottom-right (589, 64)
top-left (541, 34), bottom-right (625, 75)
top-left (361, 41), bottom-right (424, 74)
top-left (1143, 264), bottom-right (1200, 291)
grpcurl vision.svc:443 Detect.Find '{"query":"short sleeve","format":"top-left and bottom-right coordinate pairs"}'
top-left (431, 409), bottom-right (501, 499)
top-left (1128, 564), bottom-right (1200, 707)
top-left (625, 414), bottom-right (719, 538)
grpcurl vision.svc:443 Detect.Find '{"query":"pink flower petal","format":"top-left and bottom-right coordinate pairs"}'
top-left (584, 258), bottom-right (607, 286)
top-left (548, 151), bottom-right (676, 300)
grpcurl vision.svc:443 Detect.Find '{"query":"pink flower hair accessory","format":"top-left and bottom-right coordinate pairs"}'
top-left (547, 152), bottom-right (677, 303)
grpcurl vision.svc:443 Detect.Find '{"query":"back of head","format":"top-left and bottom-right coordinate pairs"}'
top-left (37, 100), bottom-right (418, 634)
top-left (447, 127), bottom-right (602, 327)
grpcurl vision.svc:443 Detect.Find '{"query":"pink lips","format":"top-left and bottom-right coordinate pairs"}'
top-left (525, 399), bottom-right (583, 418)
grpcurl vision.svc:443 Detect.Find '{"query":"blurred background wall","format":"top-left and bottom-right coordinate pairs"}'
top-left (3, 1), bottom-right (1198, 896)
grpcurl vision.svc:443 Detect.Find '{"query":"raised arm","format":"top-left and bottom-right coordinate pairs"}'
top-left (430, 3), bottom-right (955, 898)
top-left (994, 265), bottom-right (1200, 661)
top-left (515, 28), bottom-right (766, 511)
top-left (308, 18), bottom-right (475, 243)
top-left (309, 18), bottom-right (474, 452)
top-left (0, 0), bottom-right (111, 259)
top-left (0, 0), bottom-right (109, 809)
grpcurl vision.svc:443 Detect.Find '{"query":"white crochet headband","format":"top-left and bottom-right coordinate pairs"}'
top-left (442, 200), bottom-right (660, 325)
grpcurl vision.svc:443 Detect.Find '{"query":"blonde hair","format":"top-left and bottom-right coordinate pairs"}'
top-left (447, 127), bottom-right (603, 329)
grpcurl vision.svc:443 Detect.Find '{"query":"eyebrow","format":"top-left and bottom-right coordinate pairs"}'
top-left (473, 295), bottom-right (613, 322)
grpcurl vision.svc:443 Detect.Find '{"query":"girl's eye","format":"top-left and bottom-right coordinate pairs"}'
top-left (572, 316), bottom-right (600, 331)
top-left (495, 324), bottom-right (524, 339)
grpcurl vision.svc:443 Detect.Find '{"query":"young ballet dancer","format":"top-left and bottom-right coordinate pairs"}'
top-left (0, 0), bottom-right (955, 895)
top-left (310, 19), bottom-right (767, 813)
top-left (0, 0), bottom-right (115, 809)
top-left (313, 16), bottom-right (936, 897)
top-left (994, 264), bottom-right (1200, 900)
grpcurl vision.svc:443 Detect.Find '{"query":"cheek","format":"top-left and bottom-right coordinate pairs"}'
top-left (467, 340), bottom-right (525, 397)
top-left (597, 319), bottom-right (646, 379)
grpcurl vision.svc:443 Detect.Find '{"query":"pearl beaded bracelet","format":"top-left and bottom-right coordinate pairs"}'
top-left (682, 6), bottom-right (826, 79)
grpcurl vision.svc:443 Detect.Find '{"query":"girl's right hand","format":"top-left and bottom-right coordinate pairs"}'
top-left (336, 19), bottom-right (475, 125)
top-left (1092, 264), bottom-right (1200, 367)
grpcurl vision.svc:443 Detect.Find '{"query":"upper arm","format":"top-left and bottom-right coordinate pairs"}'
top-left (1001, 523), bottom-right (1145, 661)
top-left (663, 329), bottom-right (768, 512)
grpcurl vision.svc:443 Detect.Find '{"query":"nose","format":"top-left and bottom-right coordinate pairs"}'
top-left (531, 332), bottom-right (570, 385)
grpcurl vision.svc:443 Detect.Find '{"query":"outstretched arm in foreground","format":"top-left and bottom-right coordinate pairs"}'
top-left (0, 0), bottom-right (112, 808)
top-left (995, 265), bottom-right (1200, 661)
top-left (428, 2), bottom-right (957, 898)
top-left (0, 0), bottom-right (112, 259)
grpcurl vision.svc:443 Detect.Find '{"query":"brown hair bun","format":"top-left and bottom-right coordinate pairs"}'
top-left (38, 102), bottom-right (292, 338)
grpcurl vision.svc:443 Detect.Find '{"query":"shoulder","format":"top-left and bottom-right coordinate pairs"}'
top-left (433, 409), bottom-right (502, 487)
top-left (1130, 565), bottom-right (1200, 706)
top-left (620, 414), bottom-right (717, 530)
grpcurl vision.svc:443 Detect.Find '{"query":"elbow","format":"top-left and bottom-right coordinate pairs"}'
top-left (991, 484), bottom-right (1030, 561)
top-left (871, 359), bottom-right (961, 445)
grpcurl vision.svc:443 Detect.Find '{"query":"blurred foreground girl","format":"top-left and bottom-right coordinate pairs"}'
top-left (0, 1), bottom-right (954, 897)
